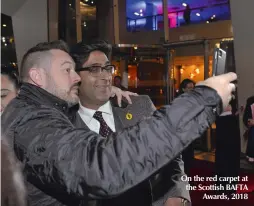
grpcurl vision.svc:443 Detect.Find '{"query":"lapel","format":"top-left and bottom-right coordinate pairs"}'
top-left (110, 96), bottom-right (134, 132)
top-left (74, 112), bottom-right (90, 130)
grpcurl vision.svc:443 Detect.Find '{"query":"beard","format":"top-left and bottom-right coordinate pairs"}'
top-left (45, 77), bottom-right (79, 107)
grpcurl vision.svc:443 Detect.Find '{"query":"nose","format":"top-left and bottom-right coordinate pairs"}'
top-left (72, 70), bottom-right (81, 83)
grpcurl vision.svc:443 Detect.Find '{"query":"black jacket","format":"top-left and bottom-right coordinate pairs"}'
top-left (73, 95), bottom-right (190, 206)
top-left (1, 83), bottom-right (222, 206)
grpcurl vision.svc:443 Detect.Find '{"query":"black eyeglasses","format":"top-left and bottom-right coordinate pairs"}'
top-left (76, 65), bottom-right (115, 77)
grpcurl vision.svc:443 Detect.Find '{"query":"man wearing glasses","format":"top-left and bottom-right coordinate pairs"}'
top-left (71, 40), bottom-right (190, 206)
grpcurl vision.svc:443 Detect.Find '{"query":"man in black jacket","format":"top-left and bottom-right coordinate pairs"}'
top-left (71, 40), bottom-right (189, 206)
top-left (1, 40), bottom-right (236, 206)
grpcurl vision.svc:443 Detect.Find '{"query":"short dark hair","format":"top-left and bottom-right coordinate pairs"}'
top-left (114, 75), bottom-right (121, 80)
top-left (20, 40), bottom-right (69, 82)
top-left (70, 39), bottom-right (112, 69)
top-left (1, 67), bottom-right (20, 90)
top-left (179, 78), bottom-right (195, 94)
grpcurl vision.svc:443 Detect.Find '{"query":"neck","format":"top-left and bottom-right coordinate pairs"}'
top-left (80, 96), bottom-right (107, 110)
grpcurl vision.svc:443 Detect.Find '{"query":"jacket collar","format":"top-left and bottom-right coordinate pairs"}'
top-left (18, 83), bottom-right (70, 113)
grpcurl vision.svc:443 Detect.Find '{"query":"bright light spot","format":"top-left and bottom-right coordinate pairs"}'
top-left (134, 12), bottom-right (140, 16)
top-left (128, 75), bottom-right (130, 79)
top-left (2, 24), bottom-right (6, 27)
top-left (206, 21), bottom-right (209, 23)
top-left (213, 15), bottom-right (216, 18)
top-left (140, 13), bottom-right (143, 16)
top-left (196, 13), bottom-right (200, 16)
top-left (91, 1), bottom-right (93, 4)
top-left (69, 4), bottom-right (71, 6)
top-left (140, 9), bottom-right (143, 13)
top-left (134, 46), bottom-right (138, 50)
top-left (182, 3), bottom-right (187, 7)
top-left (2, 39), bottom-right (6, 42)
top-left (4, 43), bottom-right (7, 46)
top-left (85, 0), bottom-right (88, 1)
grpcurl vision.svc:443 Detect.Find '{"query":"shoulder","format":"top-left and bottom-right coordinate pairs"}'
top-left (129, 95), bottom-right (152, 104)
top-left (125, 95), bottom-right (156, 114)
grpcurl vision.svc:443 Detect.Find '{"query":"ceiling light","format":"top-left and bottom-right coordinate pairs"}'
top-left (85, 0), bottom-right (88, 1)
top-left (4, 43), bottom-right (7, 46)
top-left (196, 13), bottom-right (200, 16)
top-left (69, 4), bottom-right (71, 6)
top-left (91, 1), bottom-right (93, 4)
top-left (140, 9), bottom-right (143, 13)
top-left (206, 21), bottom-right (209, 23)
top-left (182, 3), bottom-right (187, 7)
top-left (213, 15), bottom-right (216, 18)
top-left (140, 13), bottom-right (143, 16)
top-left (2, 24), bottom-right (6, 27)
top-left (134, 12), bottom-right (140, 16)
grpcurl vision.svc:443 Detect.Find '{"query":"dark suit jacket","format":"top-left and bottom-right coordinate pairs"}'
top-left (73, 95), bottom-right (190, 206)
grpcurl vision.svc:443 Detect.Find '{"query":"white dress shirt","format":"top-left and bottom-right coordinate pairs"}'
top-left (78, 101), bottom-right (116, 133)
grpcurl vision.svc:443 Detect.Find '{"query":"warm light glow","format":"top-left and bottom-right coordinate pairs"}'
top-left (85, 0), bottom-right (88, 1)
top-left (190, 73), bottom-right (194, 79)
top-left (206, 21), bottom-right (209, 23)
top-left (180, 69), bottom-right (184, 74)
top-left (2, 24), bottom-right (6, 27)
top-left (134, 12), bottom-right (140, 16)
top-left (160, 89), bottom-right (163, 95)
top-left (182, 3), bottom-right (187, 7)
top-left (195, 68), bottom-right (200, 74)
top-left (128, 75), bottom-right (130, 79)
top-left (134, 46), bottom-right (138, 50)
top-left (196, 13), bottom-right (200, 16)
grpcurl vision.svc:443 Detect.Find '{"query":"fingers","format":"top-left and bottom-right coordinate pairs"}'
top-left (117, 93), bottom-right (122, 107)
top-left (221, 72), bottom-right (237, 83)
top-left (229, 83), bottom-right (236, 93)
top-left (124, 92), bottom-right (133, 104)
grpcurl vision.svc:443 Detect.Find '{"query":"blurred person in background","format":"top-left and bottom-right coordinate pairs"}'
top-left (113, 75), bottom-right (127, 90)
top-left (243, 95), bottom-right (254, 163)
top-left (1, 67), bottom-right (19, 113)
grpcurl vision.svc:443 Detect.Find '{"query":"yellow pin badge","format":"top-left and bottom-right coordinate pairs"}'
top-left (126, 112), bottom-right (133, 120)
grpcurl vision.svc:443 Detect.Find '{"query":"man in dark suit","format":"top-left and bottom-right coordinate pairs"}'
top-left (70, 40), bottom-right (190, 206)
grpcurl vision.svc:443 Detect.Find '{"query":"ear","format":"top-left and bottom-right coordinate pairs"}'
top-left (29, 68), bottom-right (43, 87)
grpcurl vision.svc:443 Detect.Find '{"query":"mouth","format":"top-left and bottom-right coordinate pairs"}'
top-left (95, 85), bottom-right (110, 88)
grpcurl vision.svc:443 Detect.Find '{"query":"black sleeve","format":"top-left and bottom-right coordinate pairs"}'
top-left (14, 86), bottom-right (221, 200)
